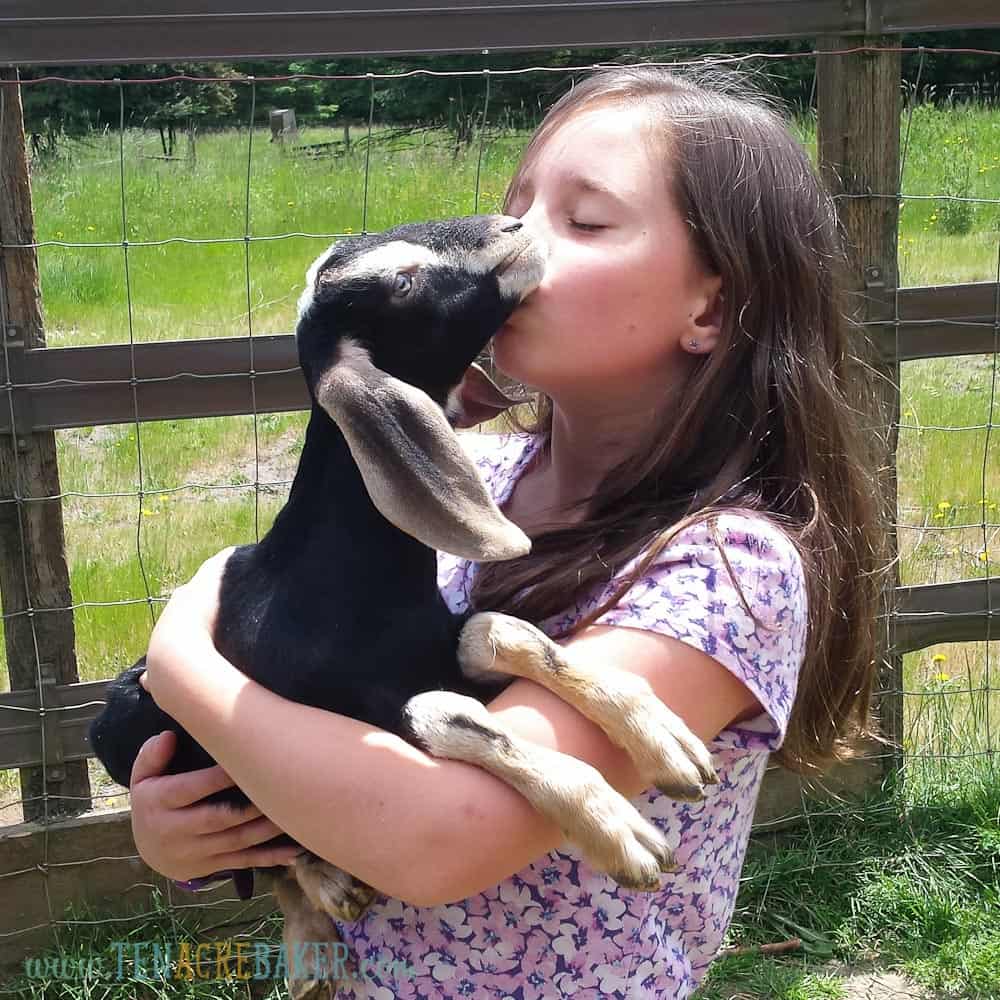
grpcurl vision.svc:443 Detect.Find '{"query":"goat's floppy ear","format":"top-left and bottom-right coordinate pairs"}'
top-left (447, 363), bottom-right (528, 429)
top-left (316, 346), bottom-right (531, 561)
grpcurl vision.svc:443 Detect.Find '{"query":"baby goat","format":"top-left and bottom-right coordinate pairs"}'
top-left (89, 215), bottom-right (717, 998)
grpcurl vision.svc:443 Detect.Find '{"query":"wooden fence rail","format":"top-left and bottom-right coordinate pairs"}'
top-left (1, 0), bottom-right (998, 65)
top-left (0, 279), bottom-right (993, 434)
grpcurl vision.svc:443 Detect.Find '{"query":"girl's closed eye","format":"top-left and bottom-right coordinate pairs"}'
top-left (569, 219), bottom-right (607, 232)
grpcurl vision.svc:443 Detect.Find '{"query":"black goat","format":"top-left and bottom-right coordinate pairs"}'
top-left (89, 215), bottom-right (716, 998)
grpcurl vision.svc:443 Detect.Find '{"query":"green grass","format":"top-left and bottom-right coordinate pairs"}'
top-left (1, 104), bottom-right (999, 998)
top-left (695, 754), bottom-right (1000, 999)
top-left (32, 126), bottom-right (523, 347)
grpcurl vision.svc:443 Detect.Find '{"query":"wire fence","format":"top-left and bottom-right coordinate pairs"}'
top-left (0, 39), bottom-right (997, 990)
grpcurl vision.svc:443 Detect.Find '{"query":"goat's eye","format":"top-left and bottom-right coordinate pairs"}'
top-left (392, 272), bottom-right (413, 298)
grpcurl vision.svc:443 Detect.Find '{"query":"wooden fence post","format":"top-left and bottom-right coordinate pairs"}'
top-left (0, 70), bottom-right (90, 820)
top-left (816, 38), bottom-right (904, 775)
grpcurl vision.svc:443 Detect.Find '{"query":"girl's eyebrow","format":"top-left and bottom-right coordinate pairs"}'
top-left (513, 172), bottom-right (623, 203)
top-left (564, 173), bottom-right (620, 200)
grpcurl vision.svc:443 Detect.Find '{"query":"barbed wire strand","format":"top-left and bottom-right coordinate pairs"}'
top-left (2, 45), bottom-right (999, 88)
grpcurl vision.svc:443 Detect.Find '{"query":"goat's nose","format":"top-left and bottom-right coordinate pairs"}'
top-left (500, 221), bottom-right (523, 233)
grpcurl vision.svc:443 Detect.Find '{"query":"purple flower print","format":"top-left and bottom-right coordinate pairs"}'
top-left (332, 432), bottom-right (808, 999)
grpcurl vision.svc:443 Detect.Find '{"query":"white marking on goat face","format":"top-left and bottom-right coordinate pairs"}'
top-left (295, 220), bottom-right (546, 342)
top-left (296, 241), bottom-right (441, 336)
top-left (296, 239), bottom-right (338, 324)
top-left (326, 241), bottom-right (441, 286)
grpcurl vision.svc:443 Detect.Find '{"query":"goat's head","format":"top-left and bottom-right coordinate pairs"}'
top-left (294, 214), bottom-right (545, 562)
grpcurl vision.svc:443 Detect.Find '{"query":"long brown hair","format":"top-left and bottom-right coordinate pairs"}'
top-left (470, 64), bottom-right (890, 776)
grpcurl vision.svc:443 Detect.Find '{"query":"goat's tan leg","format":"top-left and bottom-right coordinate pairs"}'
top-left (273, 869), bottom-right (355, 1000)
top-left (457, 612), bottom-right (718, 801)
top-left (290, 852), bottom-right (377, 923)
top-left (402, 690), bottom-right (676, 889)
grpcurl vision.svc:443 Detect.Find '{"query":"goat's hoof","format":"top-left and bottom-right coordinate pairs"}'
top-left (648, 743), bottom-right (718, 802)
top-left (277, 877), bottom-right (356, 999)
top-left (285, 975), bottom-right (336, 1000)
top-left (564, 765), bottom-right (679, 889)
top-left (294, 855), bottom-right (376, 922)
top-left (621, 699), bottom-right (719, 801)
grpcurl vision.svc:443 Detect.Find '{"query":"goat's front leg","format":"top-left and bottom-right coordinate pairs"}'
top-left (272, 868), bottom-right (356, 1000)
top-left (457, 612), bottom-right (718, 801)
top-left (401, 691), bottom-right (676, 889)
top-left (290, 852), bottom-right (377, 924)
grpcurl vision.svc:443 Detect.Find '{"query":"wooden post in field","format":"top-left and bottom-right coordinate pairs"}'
top-left (0, 70), bottom-right (90, 820)
top-left (816, 39), bottom-right (904, 776)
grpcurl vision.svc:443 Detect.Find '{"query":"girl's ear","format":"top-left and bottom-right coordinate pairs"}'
top-left (682, 278), bottom-right (724, 355)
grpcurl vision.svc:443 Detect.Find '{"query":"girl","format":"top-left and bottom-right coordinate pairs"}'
top-left (132, 65), bottom-right (885, 998)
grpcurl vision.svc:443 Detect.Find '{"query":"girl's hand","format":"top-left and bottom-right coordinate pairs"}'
top-left (132, 547), bottom-right (303, 879)
top-left (128, 730), bottom-right (305, 880)
top-left (141, 546), bottom-right (236, 706)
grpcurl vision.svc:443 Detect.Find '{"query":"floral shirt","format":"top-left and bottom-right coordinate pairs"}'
top-left (335, 431), bottom-right (808, 999)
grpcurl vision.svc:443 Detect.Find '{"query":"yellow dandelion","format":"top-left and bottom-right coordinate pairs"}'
top-left (55, 230), bottom-right (63, 238)
top-left (86, 225), bottom-right (96, 232)
top-left (141, 507), bottom-right (157, 516)
top-left (287, 201), bottom-right (294, 207)
top-left (979, 551), bottom-right (990, 563)
top-left (345, 227), bottom-right (354, 234)
top-left (934, 512), bottom-right (944, 520)
top-left (929, 214), bottom-right (938, 223)
top-left (903, 409), bottom-right (914, 418)
top-left (934, 672), bottom-right (950, 683)
top-left (932, 653), bottom-right (946, 664)
top-left (937, 501), bottom-right (951, 511)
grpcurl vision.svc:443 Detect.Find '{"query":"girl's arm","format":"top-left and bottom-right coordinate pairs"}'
top-left (142, 550), bottom-right (760, 908)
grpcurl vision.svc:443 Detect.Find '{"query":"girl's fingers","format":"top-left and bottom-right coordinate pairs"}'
top-left (210, 843), bottom-right (305, 874)
top-left (129, 731), bottom-right (176, 789)
top-left (158, 764), bottom-right (242, 810)
top-left (187, 798), bottom-right (265, 835)
top-left (204, 814), bottom-right (290, 853)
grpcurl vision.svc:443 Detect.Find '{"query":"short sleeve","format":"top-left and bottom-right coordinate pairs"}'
top-left (590, 513), bottom-right (808, 752)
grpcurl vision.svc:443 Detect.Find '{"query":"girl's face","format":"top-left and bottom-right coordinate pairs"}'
top-left (494, 105), bottom-right (722, 401)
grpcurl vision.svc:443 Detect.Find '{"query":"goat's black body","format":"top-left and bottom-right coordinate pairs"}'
top-left (89, 406), bottom-right (500, 808)
top-left (89, 213), bottom-right (544, 897)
